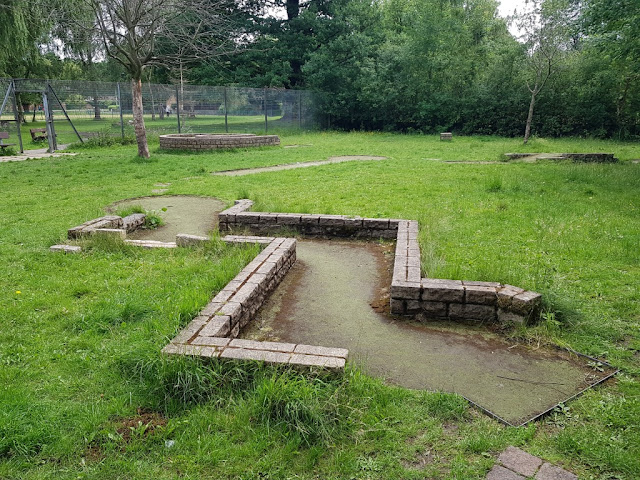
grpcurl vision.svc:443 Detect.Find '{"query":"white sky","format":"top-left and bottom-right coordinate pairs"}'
top-left (498, 0), bottom-right (529, 18)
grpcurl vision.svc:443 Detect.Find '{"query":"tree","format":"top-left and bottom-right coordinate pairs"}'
top-left (582, 0), bottom-right (640, 137)
top-left (517, 0), bottom-right (573, 144)
top-left (76, 0), bottom-right (235, 157)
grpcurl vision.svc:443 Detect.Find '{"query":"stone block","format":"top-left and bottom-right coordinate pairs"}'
top-left (221, 348), bottom-right (291, 364)
top-left (219, 302), bottom-right (243, 324)
top-left (318, 215), bottom-right (346, 226)
top-left (421, 301), bottom-right (448, 317)
top-left (407, 266), bottom-right (421, 282)
top-left (124, 239), bottom-right (177, 248)
top-left (464, 285), bottom-right (498, 305)
top-left (498, 446), bottom-right (543, 477)
top-left (190, 336), bottom-right (231, 347)
top-left (449, 303), bottom-right (496, 322)
top-left (422, 280), bottom-right (464, 303)
top-left (294, 344), bottom-right (348, 359)
top-left (230, 339), bottom-right (297, 353)
top-left (200, 301), bottom-right (223, 317)
top-left (199, 316), bottom-right (231, 337)
top-left (277, 213), bottom-right (302, 224)
top-left (289, 354), bottom-right (346, 369)
top-left (462, 280), bottom-right (501, 287)
top-left (92, 228), bottom-right (126, 240)
top-left (122, 213), bottom-right (146, 232)
top-left (236, 213), bottom-right (259, 224)
top-left (535, 463), bottom-right (577, 480)
top-left (406, 300), bottom-right (422, 313)
top-left (497, 285), bottom-right (525, 308)
top-left (497, 308), bottom-right (526, 325)
top-left (390, 298), bottom-right (405, 314)
top-left (363, 218), bottom-right (390, 229)
top-left (300, 214), bottom-right (321, 225)
top-left (50, 244), bottom-right (82, 254)
top-left (176, 233), bottom-right (208, 247)
top-left (390, 281), bottom-right (421, 300)
top-left (486, 465), bottom-right (525, 480)
top-left (258, 213), bottom-right (278, 224)
top-left (511, 291), bottom-right (542, 316)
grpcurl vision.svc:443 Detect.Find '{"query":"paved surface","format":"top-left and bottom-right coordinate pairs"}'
top-left (488, 446), bottom-right (578, 479)
top-left (213, 155), bottom-right (387, 176)
top-left (0, 144), bottom-right (75, 163)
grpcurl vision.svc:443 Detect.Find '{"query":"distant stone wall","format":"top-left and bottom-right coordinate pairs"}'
top-left (159, 133), bottom-right (280, 150)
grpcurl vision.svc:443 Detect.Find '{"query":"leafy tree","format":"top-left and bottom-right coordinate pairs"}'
top-left (68, 0), bottom-right (236, 157)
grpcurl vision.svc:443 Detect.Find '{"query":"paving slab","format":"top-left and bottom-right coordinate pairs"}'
top-left (213, 155), bottom-right (387, 176)
top-left (498, 446), bottom-right (543, 477)
top-left (486, 465), bottom-right (526, 480)
top-left (535, 463), bottom-right (578, 480)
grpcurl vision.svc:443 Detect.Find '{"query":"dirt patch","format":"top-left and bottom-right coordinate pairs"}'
top-left (115, 410), bottom-right (167, 443)
top-left (213, 155), bottom-right (387, 176)
top-left (240, 239), bottom-right (613, 425)
top-left (108, 195), bottom-right (226, 242)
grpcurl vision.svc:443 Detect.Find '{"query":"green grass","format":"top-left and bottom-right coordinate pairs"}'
top-left (0, 132), bottom-right (639, 479)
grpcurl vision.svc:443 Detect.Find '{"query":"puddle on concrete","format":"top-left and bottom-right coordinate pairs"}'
top-left (109, 195), bottom-right (226, 242)
top-left (242, 239), bottom-right (609, 425)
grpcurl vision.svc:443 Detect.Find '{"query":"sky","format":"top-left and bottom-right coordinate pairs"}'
top-left (497, 0), bottom-right (529, 18)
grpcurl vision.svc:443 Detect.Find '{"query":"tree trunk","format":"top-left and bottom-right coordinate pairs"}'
top-left (131, 77), bottom-right (150, 158)
top-left (523, 89), bottom-right (537, 145)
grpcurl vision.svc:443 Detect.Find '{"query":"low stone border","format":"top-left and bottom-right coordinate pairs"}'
top-left (162, 235), bottom-right (347, 369)
top-left (159, 133), bottom-right (280, 151)
top-left (504, 152), bottom-right (618, 163)
top-left (67, 213), bottom-right (146, 239)
top-left (219, 200), bottom-right (542, 325)
top-left (219, 199), bottom-right (401, 239)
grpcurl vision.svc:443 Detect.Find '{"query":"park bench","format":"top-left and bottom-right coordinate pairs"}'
top-left (0, 131), bottom-right (16, 149)
top-left (30, 128), bottom-right (48, 141)
top-left (440, 132), bottom-right (452, 141)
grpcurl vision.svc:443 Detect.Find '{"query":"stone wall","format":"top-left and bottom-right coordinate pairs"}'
top-left (159, 133), bottom-right (280, 151)
top-left (220, 200), bottom-right (543, 325)
top-left (219, 200), bottom-right (401, 239)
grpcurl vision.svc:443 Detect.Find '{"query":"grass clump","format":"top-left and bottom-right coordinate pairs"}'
top-left (114, 204), bottom-right (163, 229)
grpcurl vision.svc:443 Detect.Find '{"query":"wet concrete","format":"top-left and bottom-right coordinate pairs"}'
top-left (242, 239), bottom-right (607, 425)
top-left (214, 155), bottom-right (387, 176)
top-left (109, 195), bottom-right (226, 242)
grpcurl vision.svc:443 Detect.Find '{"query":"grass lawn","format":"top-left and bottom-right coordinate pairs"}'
top-left (0, 132), bottom-right (639, 479)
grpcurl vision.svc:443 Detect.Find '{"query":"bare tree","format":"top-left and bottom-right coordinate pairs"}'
top-left (84, 0), bottom-right (235, 157)
top-left (518, 0), bottom-right (572, 144)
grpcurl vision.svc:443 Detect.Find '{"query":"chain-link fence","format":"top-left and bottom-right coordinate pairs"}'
top-left (0, 78), bottom-right (320, 150)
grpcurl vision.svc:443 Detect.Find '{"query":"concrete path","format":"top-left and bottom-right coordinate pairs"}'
top-left (0, 144), bottom-right (75, 163)
top-left (213, 155), bottom-right (387, 176)
top-left (488, 446), bottom-right (577, 479)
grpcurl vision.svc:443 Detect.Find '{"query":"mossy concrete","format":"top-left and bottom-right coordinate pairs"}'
top-left (110, 195), bottom-right (226, 242)
top-left (242, 239), bottom-right (608, 425)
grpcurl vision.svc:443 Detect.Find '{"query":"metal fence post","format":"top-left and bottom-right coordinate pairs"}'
top-left (176, 85), bottom-right (181, 133)
top-left (224, 86), bottom-right (228, 133)
top-left (264, 87), bottom-right (268, 133)
top-left (298, 90), bottom-right (302, 129)
top-left (42, 87), bottom-right (57, 153)
top-left (116, 83), bottom-right (124, 140)
top-left (8, 81), bottom-right (24, 153)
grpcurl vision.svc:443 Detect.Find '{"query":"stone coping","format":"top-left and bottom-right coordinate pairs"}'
top-left (159, 133), bottom-right (280, 151)
top-left (219, 199), bottom-right (542, 325)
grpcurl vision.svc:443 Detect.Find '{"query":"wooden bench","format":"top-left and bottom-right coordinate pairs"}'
top-left (440, 132), bottom-right (453, 141)
top-left (0, 132), bottom-right (16, 149)
top-left (30, 128), bottom-right (48, 141)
